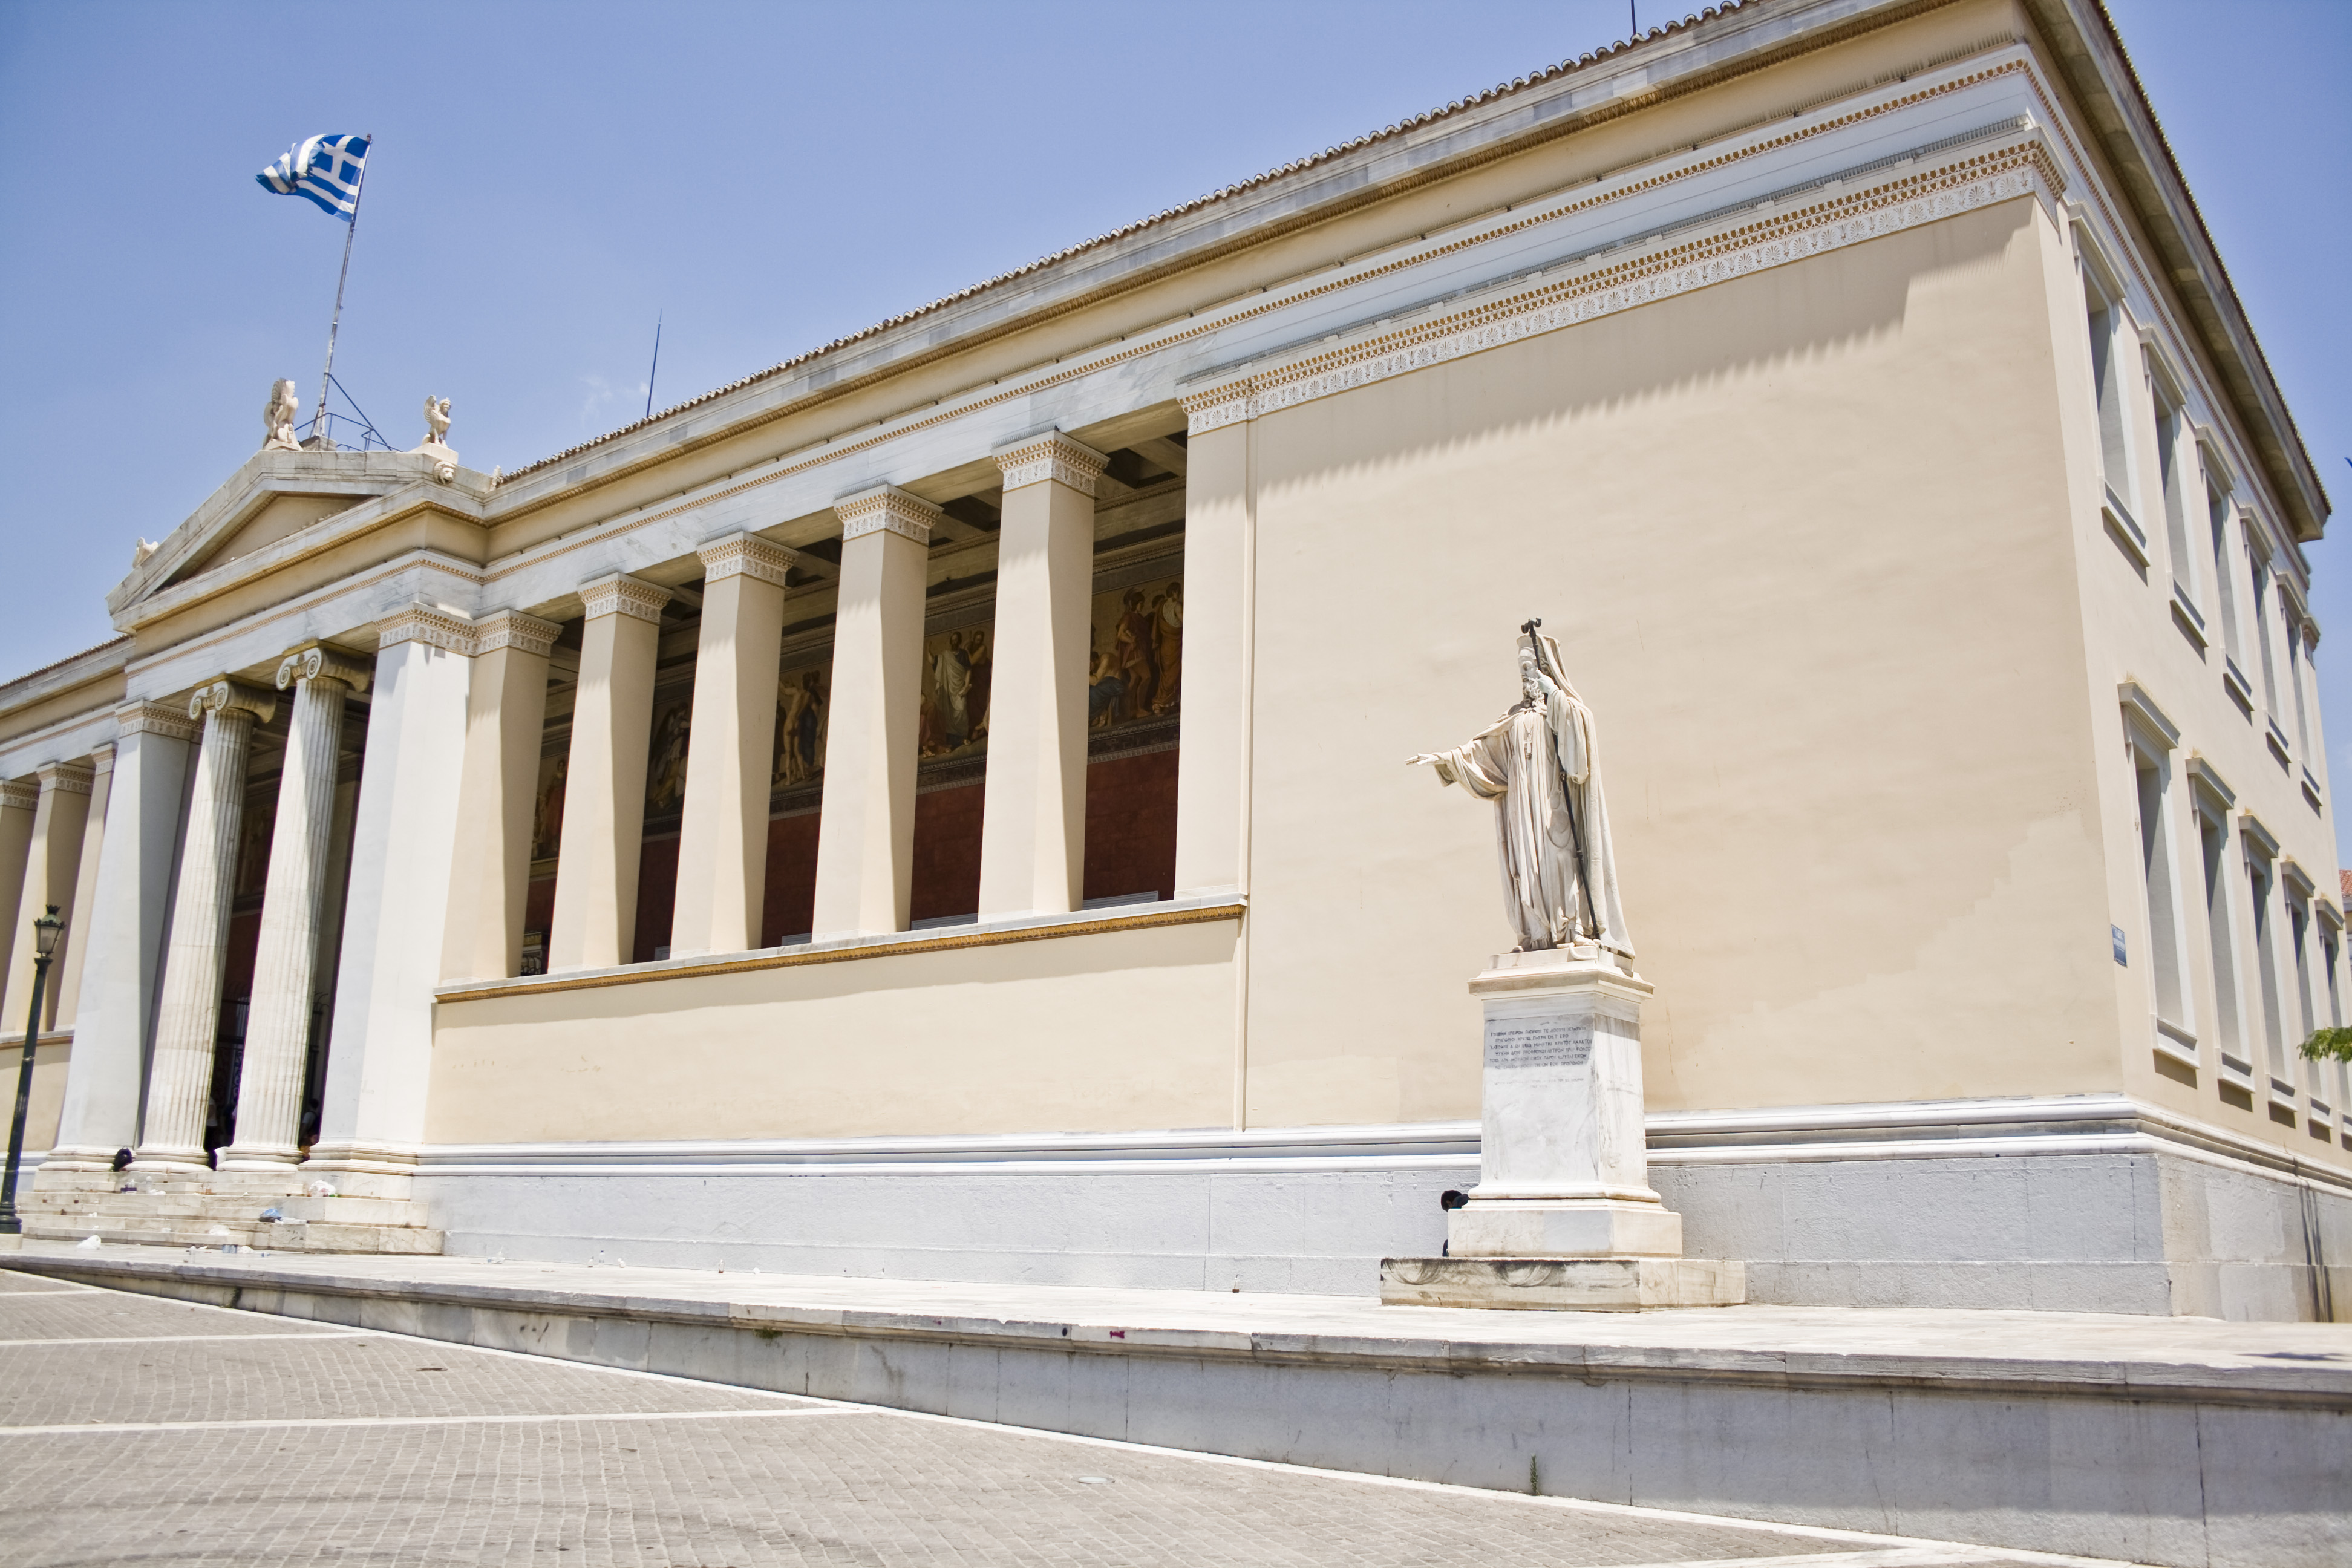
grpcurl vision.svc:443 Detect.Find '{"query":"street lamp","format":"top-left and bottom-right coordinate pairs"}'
top-left (0, 906), bottom-right (64, 1236)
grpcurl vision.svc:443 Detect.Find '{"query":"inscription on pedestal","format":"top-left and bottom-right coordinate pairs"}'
top-left (1484, 1014), bottom-right (1592, 1070)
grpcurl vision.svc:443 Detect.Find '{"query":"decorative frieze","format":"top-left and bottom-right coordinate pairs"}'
top-left (275, 643), bottom-right (375, 693)
top-left (696, 533), bottom-right (797, 588)
top-left (377, 603), bottom-right (479, 655)
top-left (189, 678), bottom-right (278, 726)
top-left (34, 761), bottom-right (95, 797)
top-left (114, 701), bottom-right (202, 743)
top-left (474, 609), bottom-right (563, 658)
top-left (1183, 137), bottom-right (2063, 434)
top-left (0, 779), bottom-right (36, 812)
top-left (579, 573), bottom-right (671, 625)
top-left (834, 486), bottom-right (938, 546)
top-left (994, 432), bottom-right (1106, 497)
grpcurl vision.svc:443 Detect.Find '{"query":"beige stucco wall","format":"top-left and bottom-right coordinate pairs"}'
top-left (426, 916), bottom-right (1241, 1144)
top-left (1241, 192), bottom-right (2120, 1124)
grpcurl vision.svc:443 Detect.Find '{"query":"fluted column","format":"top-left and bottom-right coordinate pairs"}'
top-left (979, 433), bottom-right (1104, 918)
top-left (218, 646), bottom-right (368, 1169)
top-left (549, 574), bottom-right (670, 970)
top-left (133, 679), bottom-right (276, 1169)
top-left (672, 534), bottom-right (795, 958)
top-left (439, 610), bottom-right (561, 981)
top-left (1, 763), bottom-right (92, 1037)
top-left (812, 486), bottom-right (936, 939)
top-left (44, 707), bottom-right (197, 1172)
top-left (47, 743), bottom-right (114, 1033)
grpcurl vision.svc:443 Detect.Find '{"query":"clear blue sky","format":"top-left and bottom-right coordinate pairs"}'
top-left (1, 1), bottom-right (2344, 841)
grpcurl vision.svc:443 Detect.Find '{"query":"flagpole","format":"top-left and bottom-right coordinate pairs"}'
top-left (309, 137), bottom-right (371, 448)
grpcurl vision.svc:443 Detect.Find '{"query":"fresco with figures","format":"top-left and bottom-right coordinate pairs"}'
top-left (1088, 570), bottom-right (1181, 734)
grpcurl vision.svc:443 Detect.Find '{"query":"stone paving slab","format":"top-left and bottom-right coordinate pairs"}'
top-left (0, 1272), bottom-right (2120, 1567)
top-left (0, 1288), bottom-right (365, 1342)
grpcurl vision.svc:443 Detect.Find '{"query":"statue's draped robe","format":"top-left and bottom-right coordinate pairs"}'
top-left (1427, 678), bottom-right (1633, 956)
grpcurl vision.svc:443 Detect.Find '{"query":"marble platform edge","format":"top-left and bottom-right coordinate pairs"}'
top-left (7, 1246), bottom-right (2347, 1410)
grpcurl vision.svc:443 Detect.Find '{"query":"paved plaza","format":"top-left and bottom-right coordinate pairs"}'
top-left (0, 1266), bottom-right (2153, 1568)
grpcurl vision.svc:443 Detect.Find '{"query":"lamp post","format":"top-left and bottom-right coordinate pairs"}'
top-left (0, 906), bottom-right (64, 1235)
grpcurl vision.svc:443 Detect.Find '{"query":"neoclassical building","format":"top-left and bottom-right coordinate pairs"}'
top-left (5, 0), bottom-right (2344, 1317)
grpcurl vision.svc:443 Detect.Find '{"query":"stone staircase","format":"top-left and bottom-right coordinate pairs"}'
top-left (21, 1168), bottom-right (443, 1255)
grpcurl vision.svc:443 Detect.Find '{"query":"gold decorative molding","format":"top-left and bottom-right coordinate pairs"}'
top-left (378, 603), bottom-right (478, 655)
top-left (114, 701), bottom-right (201, 743)
top-left (994, 431), bottom-right (1107, 496)
top-left (473, 609), bottom-right (563, 659)
top-left (436, 898), bottom-right (1247, 1005)
top-left (696, 532), bottom-right (797, 587)
top-left (578, 573), bottom-right (671, 625)
top-left (834, 486), bottom-right (938, 546)
top-left (1185, 134), bottom-right (2063, 433)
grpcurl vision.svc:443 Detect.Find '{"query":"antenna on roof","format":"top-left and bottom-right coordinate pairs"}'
top-left (644, 311), bottom-right (663, 420)
top-left (1630, 3), bottom-right (1639, 36)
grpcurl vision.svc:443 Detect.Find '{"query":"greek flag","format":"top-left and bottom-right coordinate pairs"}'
top-left (255, 133), bottom-right (370, 220)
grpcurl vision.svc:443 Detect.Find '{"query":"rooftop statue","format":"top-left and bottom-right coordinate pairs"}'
top-left (1408, 623), bottom-right (1633, 958)
top-left (421, 396), bottom-right (452, 449)
top-left (261, 380), bottom-right (301, 452)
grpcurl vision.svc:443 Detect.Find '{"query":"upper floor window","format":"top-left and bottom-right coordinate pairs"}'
top-left (2083, 273), bottom-right (2139, 518)
top-left (2208, 483), bottom-right (2244, 668)
top-left (2154, 393), bottom-right (2198, 604)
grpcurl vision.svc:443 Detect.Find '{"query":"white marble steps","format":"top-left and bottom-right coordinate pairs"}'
top-left (19, 1170), bottom-right (442, 1255)
top-left (2, 1244), bottom-right (2342, 1568)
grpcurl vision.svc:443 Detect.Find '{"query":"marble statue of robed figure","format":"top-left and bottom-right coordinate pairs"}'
top-left (1409, 625), bottom-right (1633, 958)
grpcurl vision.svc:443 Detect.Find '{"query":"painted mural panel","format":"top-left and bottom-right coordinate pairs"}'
top-left (920, 624), bottom-right (993, 760)
top-left (644, 690), bottom-right (694, 816)
top-left (1089, 570), bottom-right (1182, 733)
top-left (773, 666), bottom-right (828, 789)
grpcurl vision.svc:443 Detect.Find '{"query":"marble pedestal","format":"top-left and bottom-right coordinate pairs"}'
top-left (1380, 947), bottom-right (1744, 1311)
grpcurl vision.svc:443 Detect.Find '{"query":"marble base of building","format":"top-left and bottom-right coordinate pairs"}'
top-left (18, 1166), bottom-right (442, 1255)
top-left (1379, 1255), bottom-right (1746, 1310)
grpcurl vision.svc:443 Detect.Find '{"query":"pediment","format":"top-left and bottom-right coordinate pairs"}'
top-left (109, 447), bottom-right (467, 618)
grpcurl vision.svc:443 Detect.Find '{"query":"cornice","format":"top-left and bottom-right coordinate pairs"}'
top-left (695, 533), bottom-right (797, 588)
top-left (1185, 131), bottom-right (2060, 433)
top-left (833, 486), bottom-right (938, 547)
top-left (33, 761), bottom-right (95, 797)
top-left (190, 678), bottom-right (277, 727)
top-left (993, 432), bottom-right (1108, 497)
top-left (578, 573), bottom-right (671, 625)
top-left (377, 603), bottom-right (479, 655)
top-left (473, 609), bottom-right (563, 659)
top-left (275, 644), bottom-right (374, 693)
top-left (114, 701), bottom-right (201, 743)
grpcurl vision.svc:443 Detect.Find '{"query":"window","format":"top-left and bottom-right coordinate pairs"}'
top-left (2086, 286), bottom-right (2138, 515)
top-left (2246, 850), bottom-right (2288, 1090)
top-left (2198, 803), bottom-right (2247, 1075)
top-left (2290, 894), bottom-right (2317, 1051)
top-left (2210, 486), bottom-right (2244, 668)
top-left (2155, 396), bottom-right (2198, 602)
top-left (2288, 617), bottom-right (2313, 759)
top-left (2132, 748), bottom-right (2190, 1042)
top-left (2251, 544), bottom-right (2281, 715)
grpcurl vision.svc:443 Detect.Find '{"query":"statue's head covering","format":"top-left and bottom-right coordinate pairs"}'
top-left (1517, 626), bottom-right (1581, 702)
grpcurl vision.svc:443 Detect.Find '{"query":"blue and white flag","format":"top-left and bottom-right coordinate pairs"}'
top-left (255, 133), bottom-right (370, 220)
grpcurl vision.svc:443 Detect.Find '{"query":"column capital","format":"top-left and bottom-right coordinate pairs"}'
top-left (994, 431), bottom-right (1107, 497)
top-left (579, 573), bottom-right (671, 624)
top-left (697, 532), bottom-right (797, 587)
top-left (189, 678), bottom-right (276, 726)
top-left (114, 700), bottom-right (202, 743)
top-left (0, 779), bottom-right (34, 812)
top-left (275, 643), bottom-right (374, 693)
top-left (378, 603), bottom-right (479, 655)
top-left (34, 760), bottom-right (95, 797)
top-left (834, 486), bottom-right (938, 546)
top-left (85, 741), bottom-right (117, 774)
top-left (475, 609), bottom-right (563, 658)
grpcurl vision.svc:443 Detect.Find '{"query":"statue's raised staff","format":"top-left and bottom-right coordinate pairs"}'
top-left (1408, 621), bottom-right (1632, 959)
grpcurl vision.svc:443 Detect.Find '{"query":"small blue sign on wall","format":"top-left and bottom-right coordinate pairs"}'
top-left (2112, 924), bottom-right (2128, 966)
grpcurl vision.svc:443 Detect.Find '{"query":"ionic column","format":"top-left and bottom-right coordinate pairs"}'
top-left (1172, 413), bottom-right (1250, 897)
top-left (812, 487), bottom-right (935, 939)
top-left (978, 433), bottom-right (1104, 918)
top-left (549, 575), bottom-right (670, 971)
top-left (0, 780), bottom-right (38, 1009)
top-left (0, 763), bottom-right (91, 1036)
top-left (672, 534), bottom-right (795, 958)
top-left (308, 604), bottom-right (475, 1177)
top-left (439, 610), bottom-right (561, 982)
top-left (44, 707), bottom-right (197, 1172)
top-left (133, 679), bottom-right (276, 1169)
top-left (47, 742), bottom-right (115, 1033)
top-left (218, 646), bottom-right (369, 1169)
